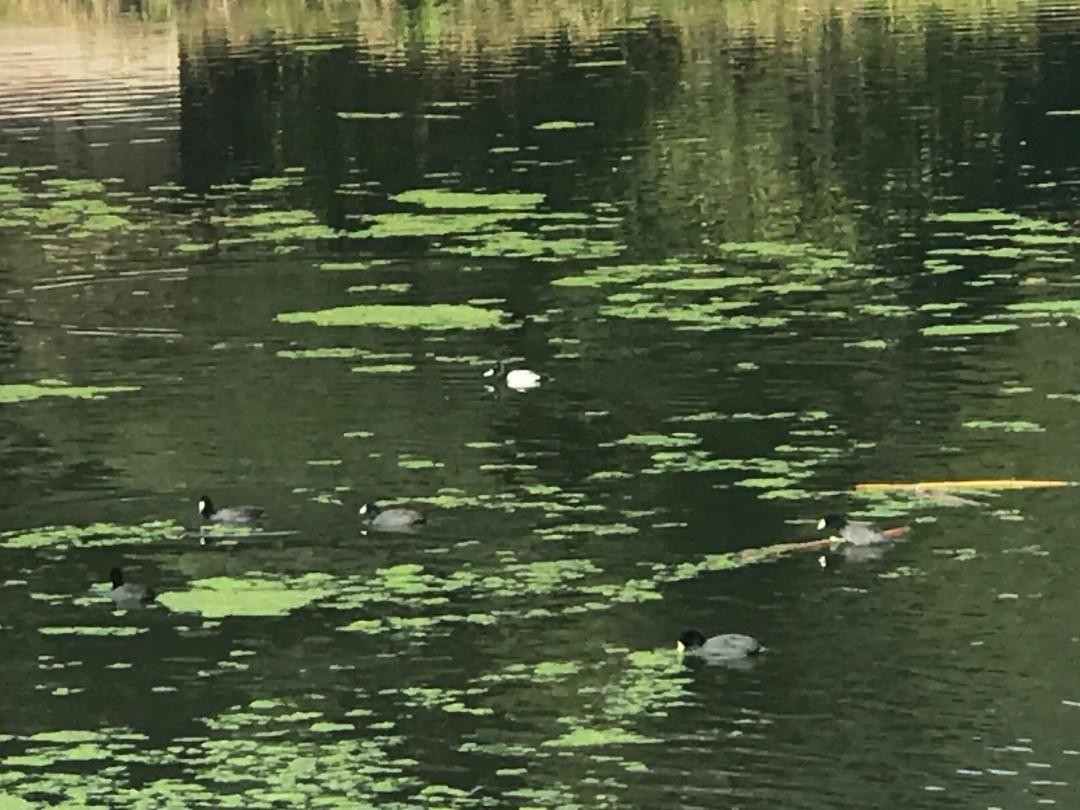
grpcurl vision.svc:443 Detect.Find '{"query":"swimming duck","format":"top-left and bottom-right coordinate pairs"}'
top-left (677, 628), bottom-right (762, 660)
top-left (483, 361), bottom-right (541, 391)
top-left (109, 567), bottom-right (155, 605)
top-left (817, 514), bottom-right (892, 546)
top-left (359, 502), bottom-right (426, 531)
top-left (198, 495), bottom-right (265, 524)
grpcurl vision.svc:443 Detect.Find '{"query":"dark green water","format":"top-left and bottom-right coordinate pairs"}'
top-left (1, 1), bottom-right (1080, 806)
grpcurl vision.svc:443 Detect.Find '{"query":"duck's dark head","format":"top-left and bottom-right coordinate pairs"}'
top-left (817, 514), bottom-right (848, 534)
top-left (677, 629), bottom-right (707, 652)
top-left (110, 567), bottom-right (124, 589)
top-left (358, 502), bottom-right (382, 519)
top-left (198, 496), bottom-right (214, 519)
top-left (482, 360), bottom-right (505, 379)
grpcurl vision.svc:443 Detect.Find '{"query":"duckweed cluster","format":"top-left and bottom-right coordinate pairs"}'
top-left (3, 6), bottom-right (1080, 806)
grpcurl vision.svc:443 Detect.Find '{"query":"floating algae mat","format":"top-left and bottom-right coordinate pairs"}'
top-left (0, 380), bottom-right (139, 405)
top-left (158, 574), bottom-right (336, 618)
top-left (0, 640), bottom-right (697, 805)
top-left (276, 303), bottom-right (507, 330)
top-left (4, 16), bottom-right (1080, 809)
top-left (348, 211), bottom-right (531, 239)
top-left (0, 174), bottom-right (135, 237)
top-left (391, 188), bottom-right (545, 210)
top-left (920, 323), bottom-right (1019, 337)
top-left (345, 186), bottom-right (622, 259)
top-left (210, 208), bottom-right (339, 244)
top-left (550, 261), bottom-right (761, 289)
top-left (445, 230), bottom-right (623, 261)
top-left (548, 246), bottom-right (854, 330)
top-left (276, 347), bottom-right (412, 360)
top-left (1, 719), bottom-right (422, 805)
top-left (0, 521), bottom-right (180, 550)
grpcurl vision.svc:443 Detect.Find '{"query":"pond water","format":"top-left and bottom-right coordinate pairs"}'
top-left (1, 0), bottom-right (1080, 806)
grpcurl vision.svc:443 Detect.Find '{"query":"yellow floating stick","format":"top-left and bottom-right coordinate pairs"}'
top-left (855, 479), bottom-right (1070, 492)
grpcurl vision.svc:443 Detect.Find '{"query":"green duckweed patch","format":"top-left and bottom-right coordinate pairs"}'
top-left (845, 339), bottom-right (889, 349)
top-left (613, 433), bottom-right (700, 448)
top-left (41, 178), bottom-right (106, 194)
top-left (250, 175), bottom-right (303, 192)
top-left (0, 381), bottom-right (139, 405)
top-left (398, 456), bottom-right (443, 468)
top-left (962, 419), bottom-right (1045, 433)
top-left (347, 282), bottom-right (412, 293)
top-left (639, 276), bottom-right (762, 292)
top-left (920, 323), bottom-right (1019, 337)
top-left (0, 521), bottom-right (180, 550)
top-left (349, 212), bottom-right (526, 239)
top-left (542, 727), bottom-right (657, 747)
top-left (352, 364), bottom-right (416, 374)
top-left (39, 626), bottom-right (147, 637)
top-left (158, 575), bottom-right (335, 618)
top-left (0, 175), bottom-right (136, 238)
top-left (857, 304), bottom-right (912, 318)
top-left (534, 120), bottom-right (596, 131)
top-left (550, 254), bottom-right (815, 329)
top-left (276, 347), bottom-right (412, 360)
top-left (294, 42), bottom-right (345, 52)
top-left (1007, 300), bottom-right (1080, 317)
top-left (277, 304), bottom-right (505, 330)
top-left (482, 660), bottom-right (583, 683)
top-left (643, 451), bottom-right (816, 483)
top-left (551, 261), bottom-right (738, 288)
top-left (446, 231), bottom-right (623, 261)
top-left (0, 183), bottom-right (24, 202)
top-left (599, 301), bottom-right (776, 329)
top-left (319, 259), bottom-right (397, 271)
top-left (575, 60), bottom-right (628, 69)
top-left (671, 410), bottom-right (798, 423)
top-left (928, 209), bottom-right (1018, 223)
top-left (391, 189), bottom-right (545, 210)
top-left (536, 522), bottom-right (639, 538)
top-left (214, 209), bottom-right (316, 228)
top-left (177, 241), bottom-right (214, 253)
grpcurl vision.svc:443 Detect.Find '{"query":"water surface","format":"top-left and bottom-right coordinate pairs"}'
top-left (1, 0), bottom-right (1080, 806)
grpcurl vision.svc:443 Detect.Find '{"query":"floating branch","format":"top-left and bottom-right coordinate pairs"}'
top-left (729, 537), bottom-right (833, 563)
top-left (721, 524), bottom-right (913, 567)
top-left (854, 479), bottom-right (1070, 492)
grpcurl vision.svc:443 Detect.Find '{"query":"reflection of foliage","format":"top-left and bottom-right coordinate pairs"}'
top-left (9, 0), bottom-right (1041, 56)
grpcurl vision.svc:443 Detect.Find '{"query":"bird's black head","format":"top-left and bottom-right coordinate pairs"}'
top-left (358, 502), bottom-right (382, 519)
top-left (482, 360), bottom-right (506, 379)
top-left (198, 496), bottom-right (214, 518)
top-left (677, 629), bottom-right (707, 651)
top-left (110, 567), bottom-right (124, 588)
top-left (817, 514), bottom-right (848, 534)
